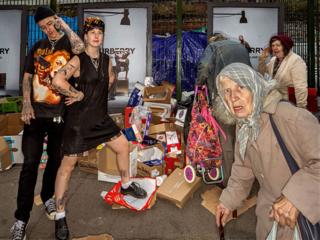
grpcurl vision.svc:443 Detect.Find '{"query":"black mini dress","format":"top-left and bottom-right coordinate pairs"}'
top-left (62, 52), bottom-right (120, 155)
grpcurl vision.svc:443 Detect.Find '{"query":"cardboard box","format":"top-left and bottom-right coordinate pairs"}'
top-left (137, 161), bottom-right (164, 178)
top-left (143, 86), bottom-right (172, 104)
top-left (157, 168), bottom-right (201, 208)
top-left (0, 113), bottom-right (24, 165)
top-left (109, 113), bottom-right (124, 128)
top-left (137, 143), bottom-right (165, 178)
top-left (98, 143), bottom-right (137, 182)
top-left (78, 149), bottom-right (99, 174)
top-left (148, 123), bottom-right (176, 135)
top-left (201, 187), bottom-right (257, 224)
top-left (150, 114), bottom-right (176, 125)
top-left (143, 102), bottom-right (172, 119)
top-left (0, 137), bottom-right (12, 170)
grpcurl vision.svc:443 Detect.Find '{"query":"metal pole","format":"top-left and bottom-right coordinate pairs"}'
top-left (307, 0), bottom-right (315, 87)
top-left (176, 0), bottom-right (182, 102)
top-left (50, 0), bottom-right (57, 12)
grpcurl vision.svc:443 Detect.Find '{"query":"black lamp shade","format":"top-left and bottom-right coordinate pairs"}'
top-left (240, 10), bottom-right (248, 23)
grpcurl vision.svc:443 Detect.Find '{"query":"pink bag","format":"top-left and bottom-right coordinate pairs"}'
top-left (186, 85), bottom-right (226, 166)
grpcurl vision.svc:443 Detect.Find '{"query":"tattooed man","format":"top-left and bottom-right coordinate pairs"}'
top-left (11, 6), bottom-right (84, 240)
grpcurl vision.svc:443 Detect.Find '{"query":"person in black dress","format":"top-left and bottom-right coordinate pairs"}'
top-left (51, 17), bottom-right (146, 240)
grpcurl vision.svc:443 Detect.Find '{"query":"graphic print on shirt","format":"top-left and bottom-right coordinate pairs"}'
top-left (33, 49), bottom-right (71, 104)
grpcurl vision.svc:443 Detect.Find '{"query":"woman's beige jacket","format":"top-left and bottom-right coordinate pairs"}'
top-left (259, 51), bottom-right (308, 108)
top-left (219, 92), bottom-right (320, 239)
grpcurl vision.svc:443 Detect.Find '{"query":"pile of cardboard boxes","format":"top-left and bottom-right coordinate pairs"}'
top-left (76, 81), bottom-right (202, 208)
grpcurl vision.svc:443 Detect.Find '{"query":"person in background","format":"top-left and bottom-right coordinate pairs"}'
top-left (11, 6), bottom-right (84, 240)
top-left (214, 63), bottom-right (320, 239)
top-left (238, 35), bottom-right (251, 53)
top-left (51, 17), bottom-right (147, 240)
top-left (196, 32), bottom-right (251, 186)
top-left (258, 34), bottom-right (308, 108)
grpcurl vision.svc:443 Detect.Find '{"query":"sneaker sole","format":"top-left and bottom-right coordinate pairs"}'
top-left (46, 212), bottom-right (56, 221)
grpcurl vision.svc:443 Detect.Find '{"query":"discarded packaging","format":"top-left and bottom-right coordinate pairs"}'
top-left (201, 187), bottom-right (257, 224)
top-left (157, 168), bottom-right (201, 208)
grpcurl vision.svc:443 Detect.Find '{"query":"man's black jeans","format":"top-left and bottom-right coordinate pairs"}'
top-left (14, 117), bottom-right (63, 222)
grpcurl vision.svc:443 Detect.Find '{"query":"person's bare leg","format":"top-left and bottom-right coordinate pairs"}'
top-left (106, 134), bottom-right (130, 183)
top-left (55, 155), bottom-right (78, 213)
top-left (107, 134), bottom-right (147, 199)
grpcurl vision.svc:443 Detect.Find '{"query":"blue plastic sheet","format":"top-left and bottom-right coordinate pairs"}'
top-left (152, 31), bottom-right (207, 92)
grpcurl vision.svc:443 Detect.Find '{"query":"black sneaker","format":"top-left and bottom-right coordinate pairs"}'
top-left (44, 198), bottom-right (56, 220)
top-left (10, 220), bottom-right (27, 240)
top-left (55, 217), bottom-right (69, 240)
top-left (120, 182), bottom-right (147, 199)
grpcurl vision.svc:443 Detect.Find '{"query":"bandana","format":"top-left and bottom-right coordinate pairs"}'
top-left (216, 63), bottom-right (277, 160)
top-left (83, 17), bottom-right (105, 33)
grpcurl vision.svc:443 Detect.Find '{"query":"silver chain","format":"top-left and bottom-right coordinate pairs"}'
top-left (90, 57), bottom-right (99, 71)
top-left (48, 32), bottom-right (64, 51)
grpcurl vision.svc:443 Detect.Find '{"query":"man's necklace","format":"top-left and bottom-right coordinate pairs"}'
top-left (49, 32), bottom-right (64, 51)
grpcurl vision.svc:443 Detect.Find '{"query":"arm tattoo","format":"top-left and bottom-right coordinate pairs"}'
top-left (56, 191), bottom-right (68, 211)
top-left (22, 74), bottom-right (32, 103)
top-left (53, 84), bottom-right (81, 98)
top-left (64, 28), bottom-right (85, 54)
top-left (57, 63), bottom-right (75, 80)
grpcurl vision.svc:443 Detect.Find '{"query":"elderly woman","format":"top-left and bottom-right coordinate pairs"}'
top-left (258, 34), bottom-right (308, 108)
top-left (214, 63), bottom-right (320, 239)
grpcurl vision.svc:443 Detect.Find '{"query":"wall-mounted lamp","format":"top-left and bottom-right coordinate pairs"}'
top-left (213, 10), bottom-right (248, 24)
top-left (85, 9), bottom-right (131, 26)
top-left (120, 9), bottom-right (130, 25)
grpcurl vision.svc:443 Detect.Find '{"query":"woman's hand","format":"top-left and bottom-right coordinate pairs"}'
top-left (65, 91), bottom-right (84, 106)
top-left (259, 47), bottom-right (270, 60)
top-left (216, 202), bottom-right (232, 227)
top-left (269, 195), bottom-right (299, 229)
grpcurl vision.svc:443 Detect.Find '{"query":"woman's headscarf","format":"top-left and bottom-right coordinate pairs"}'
top-left (83, 17), bottom-right (105, 33)
top-left (215, 63), bottom-right (277, 159)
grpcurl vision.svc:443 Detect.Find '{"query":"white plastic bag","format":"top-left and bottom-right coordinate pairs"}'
top-left (266, 221), bottom-right (301, 240)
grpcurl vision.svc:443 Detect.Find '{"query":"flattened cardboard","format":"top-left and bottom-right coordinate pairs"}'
top-left (201, 187), bottom-right (257, 223)
top-left (72, 233), bottom-right (113, 240)
top-left (157, 168), bottom-right (201, 208)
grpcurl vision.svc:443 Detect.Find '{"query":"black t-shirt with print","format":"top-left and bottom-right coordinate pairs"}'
top-left (24, 34), bottom-right (73, 118)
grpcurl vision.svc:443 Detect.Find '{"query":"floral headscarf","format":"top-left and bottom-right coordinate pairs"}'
top-left (215, 63), bottom-right (277, 159)
top-left (83, 17), bottom-right (105, 33)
